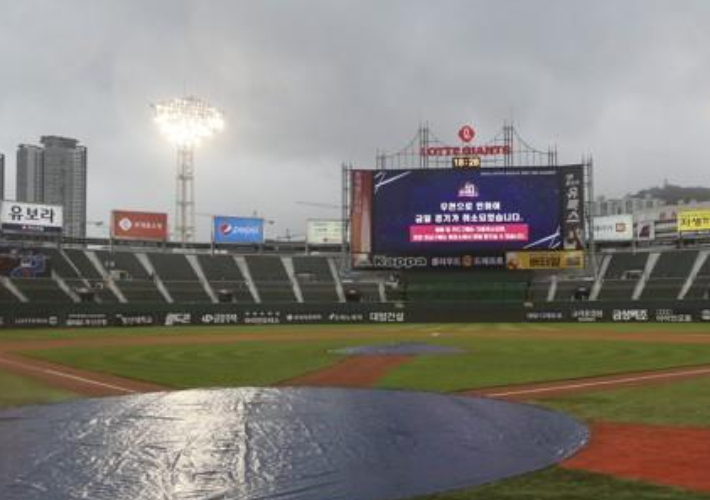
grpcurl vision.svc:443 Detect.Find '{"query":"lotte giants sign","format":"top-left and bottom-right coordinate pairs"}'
top-left (420, 125), bottom-right (511, 157)
top-left (111, 210), bottom-right (168, 241)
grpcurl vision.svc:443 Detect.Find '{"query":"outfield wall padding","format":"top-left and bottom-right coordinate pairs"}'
top-left (0, 300), bottom-right (709, 328)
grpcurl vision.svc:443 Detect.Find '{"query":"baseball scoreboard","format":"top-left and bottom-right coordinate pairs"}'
top-left (350, 166), bottom-right (585, 270)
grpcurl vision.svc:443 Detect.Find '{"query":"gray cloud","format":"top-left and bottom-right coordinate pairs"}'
top-left (2, 0), bottom-right (710, 239)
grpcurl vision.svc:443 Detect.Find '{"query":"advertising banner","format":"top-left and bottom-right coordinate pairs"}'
top-left (593, 215), bottom-right (633, 242)
top-left (505, 251), bottom-right (585, 270)
top-left (0, 201), bottom-right (63, 234)
top-left (213, 216), bottom-right (264, 244)
top-left (350, 170), bottom-right (373, 266)
top-left (635, 219), bottom-right (655, 241)
top-left (307, 219), bottom-right (344, 245)
top-left (111, 210), bottom-right (168, 241)
top-left (561, 166), bottom-right (586, 250)
top-left (678, 210), bottom-right (710, 233)
top-left (0, 250), bottom-right (51, 278)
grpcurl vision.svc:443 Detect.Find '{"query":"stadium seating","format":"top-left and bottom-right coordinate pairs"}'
top-left (62, 249), bottom-right (119, 303)
top-left (0, 281), bottom-right (20, 302)
top-left (597, 252), bottom-right (648, 301)
top-left (63, 248), bottom-right (102, 279)
top-left (553, 278), bottom-right (594, 301)
top-left (244, 255), bottom-right (297, 302)
top-left (6, 243), bottom-right (710, 307)
top-left (640, 251), bottom-right (697, 300)
top-left (11, 278), bottom-right (73, 303)
top-left (95, 250), bottom-right (166, 303)
top-left (292, 256), bottom-right (339, 302)
top-left (685, 254), bottom-right (710, 300)
top-left (147, 253), bottom-right (211, 304)
top-left (527, 279), bottom-right (552, 302)
top-left (43, 248), bottom-right (80, 279)
top-left (343, 282), bottom-right (382, 303)
top-left (196, 254), bottom-right (255, 303)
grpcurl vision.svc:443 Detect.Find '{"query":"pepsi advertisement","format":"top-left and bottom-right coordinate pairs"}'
top-left (350, 166), bottom-right (585, 269)
top-left (213, 216), bottom-right (264, 244)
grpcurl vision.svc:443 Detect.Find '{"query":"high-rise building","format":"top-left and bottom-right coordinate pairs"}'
top-left (16, 136), bottom-right (87, 238)
top-left (0, 153), bottom-right (5, 200)
top-left (16, 145), bottom-right (44, 203)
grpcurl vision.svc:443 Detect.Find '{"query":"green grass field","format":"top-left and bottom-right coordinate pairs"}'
top-left (22, 335), bottom-right (710, 392)
top-left (0, 369), bottom-right (76, 408)
top-left (2, 322), bottom-right (710, 499)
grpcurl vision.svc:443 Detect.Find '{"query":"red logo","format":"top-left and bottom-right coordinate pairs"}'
top-left (458, 125), bottom-right (475, 143)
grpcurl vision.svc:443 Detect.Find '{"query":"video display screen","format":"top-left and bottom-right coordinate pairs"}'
top-left (350, 166), bottom-right (585, 269)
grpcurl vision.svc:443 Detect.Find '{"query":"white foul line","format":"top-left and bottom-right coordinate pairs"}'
top-left (0, 356), bottom-right (137, 394)
top-left (487, 367), bottom-right (710, 398)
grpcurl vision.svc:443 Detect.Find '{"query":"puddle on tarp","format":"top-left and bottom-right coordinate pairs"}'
top-left (332, 342), bottom-right (465, 355)
top-left (0, 387), bottom-right (587, 500)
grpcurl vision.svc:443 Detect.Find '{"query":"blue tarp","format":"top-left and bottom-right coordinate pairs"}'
top-left (332, 342), bottom-right (465, 355)
top-left (0, 388), bottom-right (587, 500)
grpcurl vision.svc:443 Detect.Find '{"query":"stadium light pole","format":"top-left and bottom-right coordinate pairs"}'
top-left (153, 96), bottom-right (225, 243)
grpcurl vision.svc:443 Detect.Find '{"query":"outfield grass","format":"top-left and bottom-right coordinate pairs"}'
top-left (2, 321), bottom-right (710, 341)
top-left (417, 468), bottom-right (710, 500)
top-left (536, 376), bottom-right (710, 427)
top-left (377, 337), bottom-right (710, 392)
top-left (23, 341), bottom-right (346, 388)
top-left (23, 335), bottom-right (710, 392)
top-left (0, 369), bottom-right (76, 408)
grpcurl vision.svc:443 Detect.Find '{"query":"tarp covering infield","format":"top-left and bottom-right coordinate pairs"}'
top-left (0, 388), bottom-right (588, 500)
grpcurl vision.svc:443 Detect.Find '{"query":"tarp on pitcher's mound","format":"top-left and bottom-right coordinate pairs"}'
top-left (332, 341), bottom-right (465, 355)
top-left (0, 387), bottom-right (587, 500)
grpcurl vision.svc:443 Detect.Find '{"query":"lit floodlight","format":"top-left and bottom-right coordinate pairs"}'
top-left (153, 96), bottom-right (225, 148)
top-left (153, 96), bottom-right (224, 242)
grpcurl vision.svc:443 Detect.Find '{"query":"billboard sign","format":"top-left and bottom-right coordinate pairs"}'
top-left (505, 251), bottom-right (585, 270)
top-left (0, 250), bottom-right (51, 278)
top-left (593, 215), bottom-right (633, 242)
top-left (0, 201), bottom-right (63, 234)
top-left (678, 210), bottom-right (710, 234)
top-left (307, 219), bottom-right (343, 245)
top-left (350, 166), bottom-right (586, 268)
top-left (213, 216), bottom-right (264, 244)
top-left (561, 167), bottom-right (585, 250)
top-left (111, 210), bottom-right (168, 241)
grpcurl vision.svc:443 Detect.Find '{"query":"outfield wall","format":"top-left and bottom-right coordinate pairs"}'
top-left (0, 301), bottom-right (709, 328)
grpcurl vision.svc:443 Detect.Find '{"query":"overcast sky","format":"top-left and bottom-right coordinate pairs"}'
top-left (2, 0), bottom-right (710, 240)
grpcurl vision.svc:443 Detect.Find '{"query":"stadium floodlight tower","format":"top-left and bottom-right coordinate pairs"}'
top-left (153, 96), bottom-right (224, 242)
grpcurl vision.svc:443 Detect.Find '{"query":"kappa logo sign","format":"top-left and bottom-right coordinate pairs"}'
top-left (372, 255), bottom-right (428, 269)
